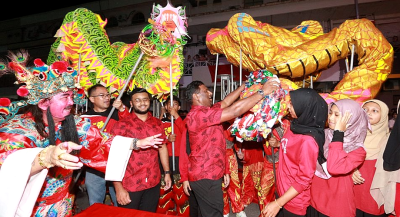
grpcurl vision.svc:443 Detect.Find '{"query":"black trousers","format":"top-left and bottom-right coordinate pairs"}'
top-left (356, 209), bottom-right (388, 217)
top-left (306, 206), bottom-right (388, 217)
top-left (190, 178), bottom-right (224, 217)
top-left (118, 182), bottom-right (161, 212)
top-left (306, 206), bottom-right (328, 217)
top-left (277, 207), bottom-right (306, 217)
top-left (189, 189), bottom-right (202, 217)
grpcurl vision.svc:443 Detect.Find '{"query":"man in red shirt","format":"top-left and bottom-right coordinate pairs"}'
top-left (111, 88), bottom-right (172, 212)
top-left (182, 79), bottom-right (279, 217)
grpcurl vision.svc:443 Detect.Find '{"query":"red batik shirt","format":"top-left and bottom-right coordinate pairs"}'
top-left (111, 112), bottom-right (166, 192)
top-left (185, 102), bottom-right (225, 181)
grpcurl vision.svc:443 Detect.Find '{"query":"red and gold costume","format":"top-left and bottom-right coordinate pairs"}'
top-left (223, 129), bottom-right (244, 215)
top-left (236, 141), bottom-right (264, 210)
top-left (157, 116), bottom-right (189, 216)
top-left (0, 113), bottom-right (118, 216)
top-left (259, 119), bottom-right (290, 211)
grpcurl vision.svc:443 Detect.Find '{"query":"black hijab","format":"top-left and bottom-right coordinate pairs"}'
top-left (383, 110), bottom-right (400, 171)
top-left (289, 88), bottom-right (328, 164)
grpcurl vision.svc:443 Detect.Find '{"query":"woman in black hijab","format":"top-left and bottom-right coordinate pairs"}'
top-left (383, 106), bottom-right (400, 171)
top-left (262, 88), bottom-right (328, 217)
top-left (382, 102), bottom-right (400, 217)
top-left (290, 88), bottom-right (329, 165)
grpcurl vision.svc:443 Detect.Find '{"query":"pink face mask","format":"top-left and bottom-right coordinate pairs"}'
top-left (48, 91), bottom-right (74, 120)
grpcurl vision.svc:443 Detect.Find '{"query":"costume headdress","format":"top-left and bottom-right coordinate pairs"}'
top-left (0, 50), bottom-right (85, 125)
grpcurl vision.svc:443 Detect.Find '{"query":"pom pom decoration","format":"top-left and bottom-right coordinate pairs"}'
top-left (34, 58), bottom-right (45, 67)
top-left (0, 98), bottom-right (11, 107)
top-left (50, 61), bottom-right (68, 75)
top-left (229, 69), bottom-right (298, 142)
top-left (17, 86), bottom-right (29, 97)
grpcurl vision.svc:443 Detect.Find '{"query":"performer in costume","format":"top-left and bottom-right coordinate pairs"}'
top-left (158, 95), bottom-right (188, 215)
top-left (236, 140), bottom-right (264, 212)
top-left (222, 122), bottom-right (246, 217)
top-left (259, 118), bottom-right (290, 211)
top-left (0, 53), bottom-right (163, 217)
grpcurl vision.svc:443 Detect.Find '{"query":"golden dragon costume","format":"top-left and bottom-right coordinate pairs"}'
top-left (206, 13), bottom-right (393, 104)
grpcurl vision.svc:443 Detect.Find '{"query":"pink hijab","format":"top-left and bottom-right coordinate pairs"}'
top-left (315, 99), bottom-right (369, 179)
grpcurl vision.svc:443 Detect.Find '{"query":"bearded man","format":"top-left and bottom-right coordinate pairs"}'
top-left (0, 55), bottom-right (163, 217)
top-left (111, 88), bottom-right (171, 212)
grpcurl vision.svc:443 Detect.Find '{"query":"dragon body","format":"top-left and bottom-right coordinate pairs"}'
top-left (207, 13), bottom-right (394, 104)
top-left (47, 8), bottom-right (185, 97)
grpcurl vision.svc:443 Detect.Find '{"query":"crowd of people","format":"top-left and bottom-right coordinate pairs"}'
top-left (0, 55), bottom-right (399, 217)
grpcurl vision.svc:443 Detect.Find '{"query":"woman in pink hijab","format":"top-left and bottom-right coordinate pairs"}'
top-left (308, 99), bottom-right (369, 217)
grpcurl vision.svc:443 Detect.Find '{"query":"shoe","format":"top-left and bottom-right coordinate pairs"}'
top-left (223, 214), bottom-right (229, 217)
top-left (236, 211), bottom-right (247, 217)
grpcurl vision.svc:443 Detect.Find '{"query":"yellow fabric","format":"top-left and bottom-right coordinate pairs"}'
top-left (206, 13), bottom-right (394, 104)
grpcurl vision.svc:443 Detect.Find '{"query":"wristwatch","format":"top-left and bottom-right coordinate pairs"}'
top-left (132, 138), bottom-right (140, 150)
top-left (164, 171), bottom-right (171, 175)
top-left (257, 89), bottom-right (265, 97)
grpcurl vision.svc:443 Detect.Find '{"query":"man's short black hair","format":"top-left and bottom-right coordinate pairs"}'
top-left (87, 84), bottom-right (106, 97)
top-left (165, 95), bottom-right (181, 106)
top-left (185, 80), bottom-right (204, 102)
top-left (129, 88), bottom-right (152, 100)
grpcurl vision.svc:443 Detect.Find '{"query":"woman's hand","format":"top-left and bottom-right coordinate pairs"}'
top-left (334, 110), bottom-right (352, 132)
top-left (262, 199), bottom-right (282, 217)
top-left (352, 169), bottom-right (365, 184)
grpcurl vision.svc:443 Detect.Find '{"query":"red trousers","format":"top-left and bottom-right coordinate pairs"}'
top-left (259, 159), bottom-right (277, 211)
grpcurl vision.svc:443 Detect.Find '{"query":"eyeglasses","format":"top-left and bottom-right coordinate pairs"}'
top-left (133, 98), bottom-right (150, 104)
top-left (91, 94), bottom-right (111, 99)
